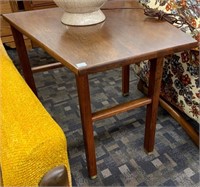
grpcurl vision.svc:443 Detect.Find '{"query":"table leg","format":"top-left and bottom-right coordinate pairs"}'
top-left (144, 57), bottom-right (164, 152)
top-left (122, 65), bottom-right (130, 96)
top-left (11, 26), bottom-right (37, 96)
top-left (75, 74), bottom-right (97, 178)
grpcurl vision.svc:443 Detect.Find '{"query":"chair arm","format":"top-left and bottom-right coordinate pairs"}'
top-left (39, 165), bottom-right (69, 187)
top-left (0, 166), bottom-right (3, 186)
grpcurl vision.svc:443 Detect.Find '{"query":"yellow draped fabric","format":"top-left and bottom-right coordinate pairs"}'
top-left (0, 40), bottom-right (71, 186)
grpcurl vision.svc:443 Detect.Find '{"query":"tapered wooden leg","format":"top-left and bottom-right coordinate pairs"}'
top-left (144, 58), bottom-right (163, 152)
top-left (11, 26), bottom-right (37, 96)
top-left (76, 74), bottom-right (97, 178)
top-left (122, 65), bottom-right (130, 96)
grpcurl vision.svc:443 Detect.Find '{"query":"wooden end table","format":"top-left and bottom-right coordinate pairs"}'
top-left (3, 1), bottom-right (197, 178)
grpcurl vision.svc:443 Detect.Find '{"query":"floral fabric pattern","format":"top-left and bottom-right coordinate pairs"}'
top-left (134, 0), bottom-right (200, 122)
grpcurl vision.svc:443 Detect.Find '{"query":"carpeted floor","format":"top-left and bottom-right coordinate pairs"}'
top-left (7, 47), bottom-right (199, 186)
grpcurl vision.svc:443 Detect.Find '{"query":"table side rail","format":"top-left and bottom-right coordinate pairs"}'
top-left (92, 96), bottom-right (152, 121)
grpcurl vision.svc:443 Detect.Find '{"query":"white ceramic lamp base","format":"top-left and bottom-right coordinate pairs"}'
top-left (61, 10), bottom-right (106, 26)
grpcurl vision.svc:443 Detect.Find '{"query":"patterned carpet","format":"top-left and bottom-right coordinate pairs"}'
top-left (7, 47), bottom-right (199, 187)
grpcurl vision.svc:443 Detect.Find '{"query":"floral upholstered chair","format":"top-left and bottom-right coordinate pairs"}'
top-left (133, 0), bottom-right (199, 146)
